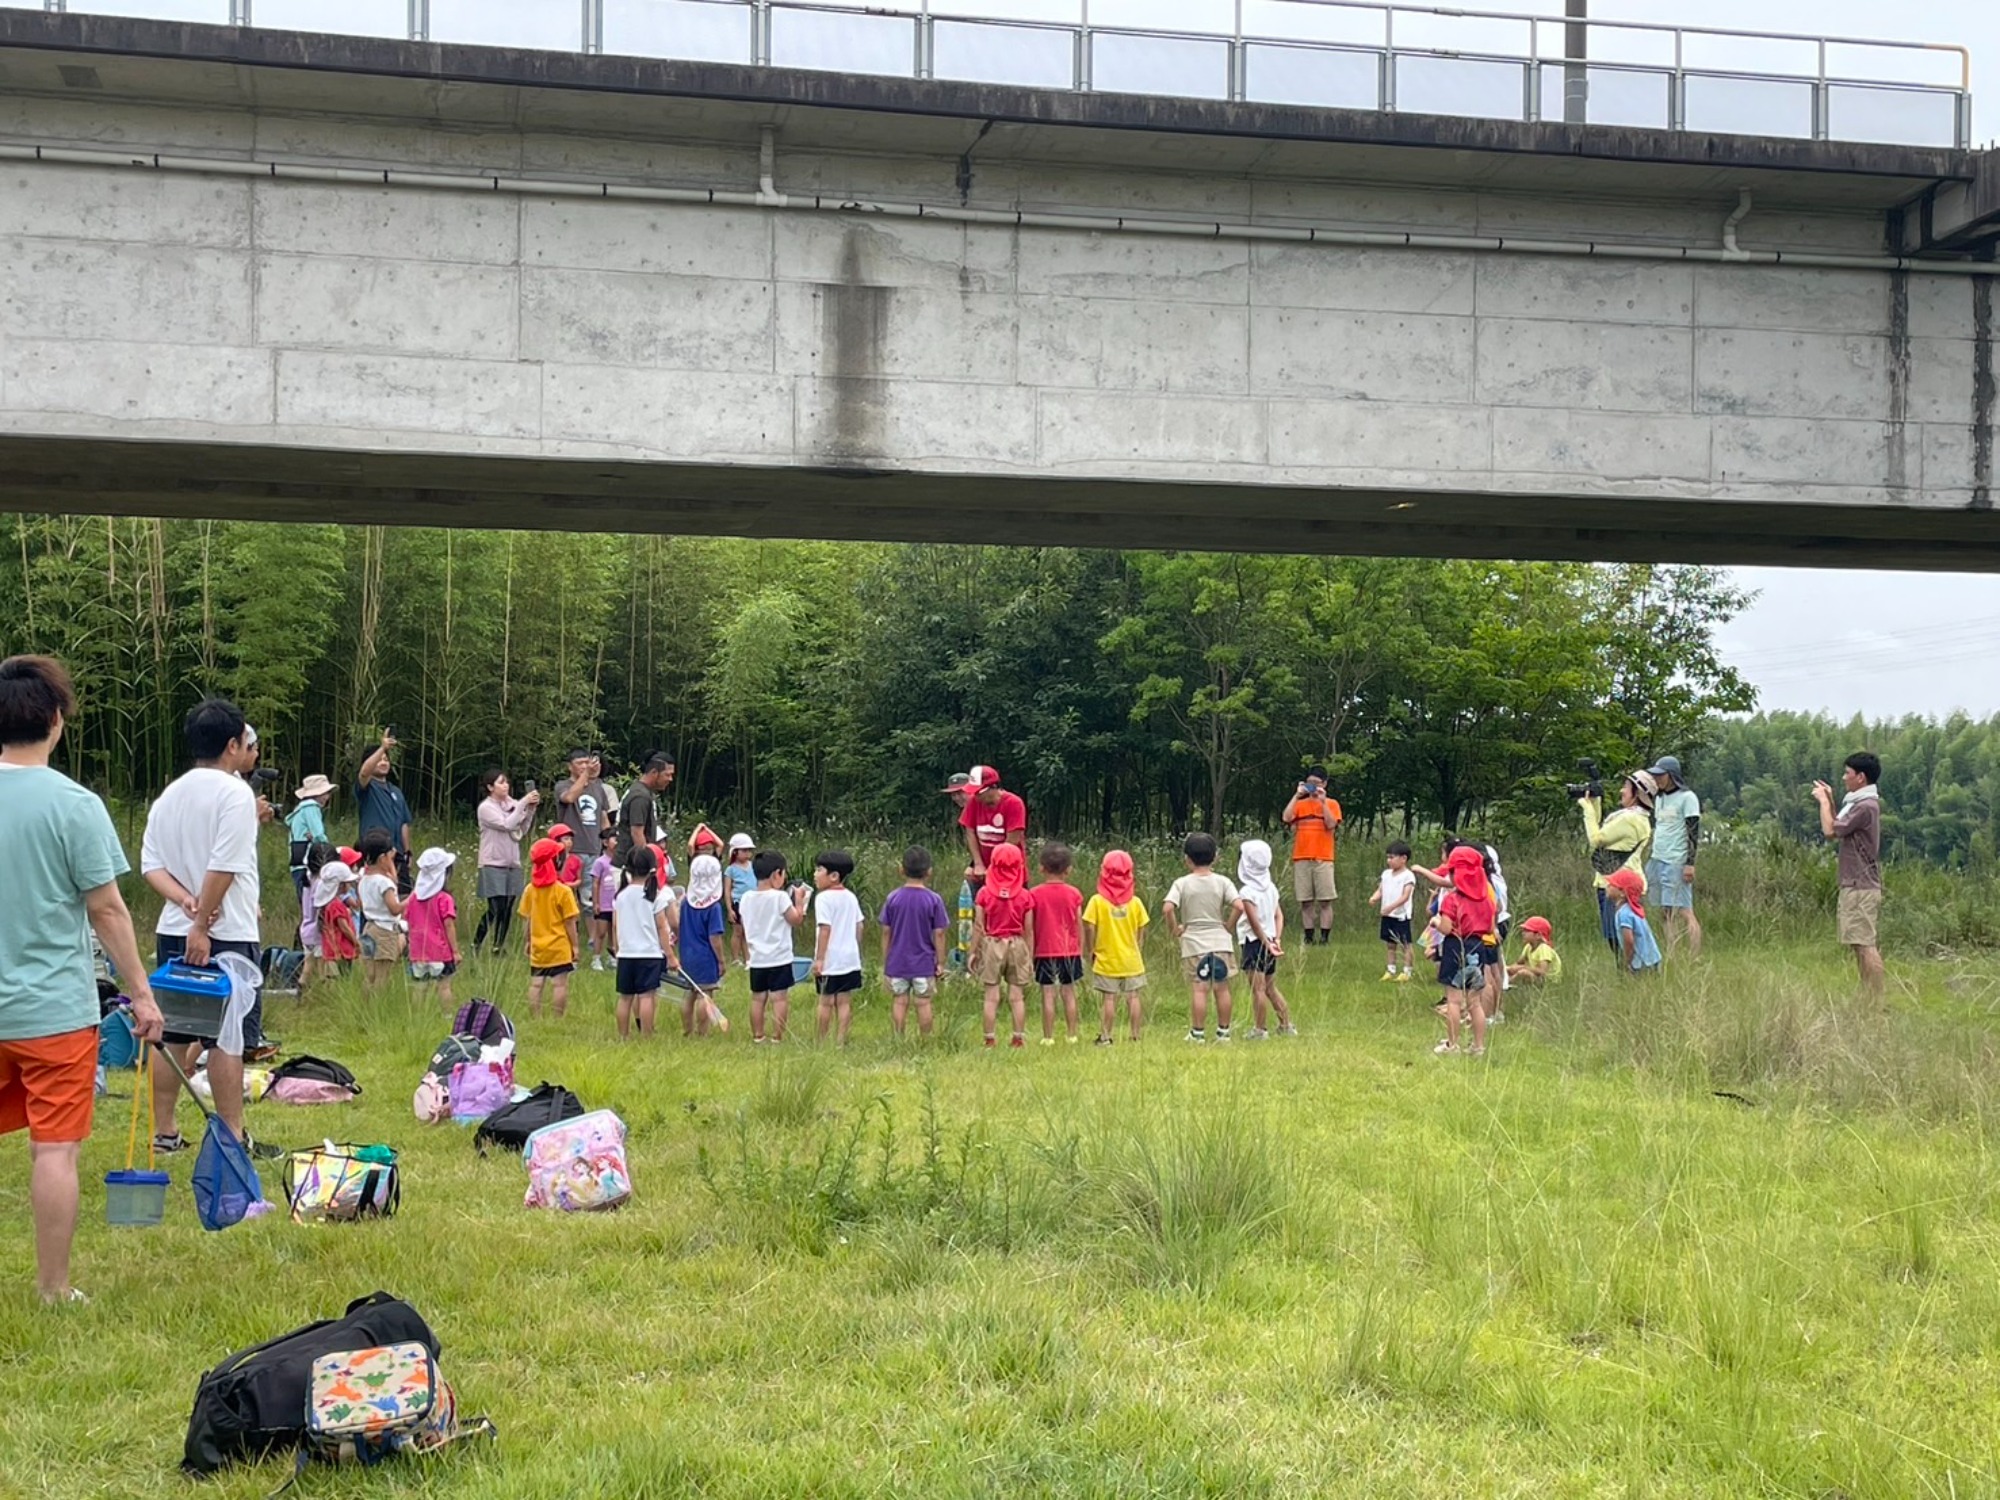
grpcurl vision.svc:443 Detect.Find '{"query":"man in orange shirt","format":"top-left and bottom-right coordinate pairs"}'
top-left (1282, 766), bottom-right (1342, 945)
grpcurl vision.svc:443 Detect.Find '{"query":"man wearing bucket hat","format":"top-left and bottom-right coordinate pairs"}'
top-left (951, 766), bottom-right (1027, 892)
top-left (0, 655), bottom-right (162, 1303)
top-left (1644, 755), bottom-right (1703, 958)
top-left (1577, 768), bottom-right (1656, 955)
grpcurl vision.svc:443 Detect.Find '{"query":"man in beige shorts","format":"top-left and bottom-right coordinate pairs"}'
top-left (1281, 767), bottom-right (1342, 944)
top-left (1813, 751), bottom-right (1884, 998)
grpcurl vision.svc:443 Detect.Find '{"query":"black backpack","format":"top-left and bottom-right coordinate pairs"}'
top-left (474, 1083), bottom-right (584, 1155)
top-left (266, 1055), bottom-right (361, 1094)
top-left (450, 998), bottom-right (515, 1049)
top-left (182, 1291), bottom-right (437, 1474)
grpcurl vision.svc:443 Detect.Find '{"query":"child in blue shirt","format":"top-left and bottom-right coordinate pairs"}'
top-left (1605, 869), bottom-right (1662, 975)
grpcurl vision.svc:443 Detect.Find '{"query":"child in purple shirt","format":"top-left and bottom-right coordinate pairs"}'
top-left (878, 845), bottom-right (950, 1039)
top-left (590, 850), bottom-right (619, 972)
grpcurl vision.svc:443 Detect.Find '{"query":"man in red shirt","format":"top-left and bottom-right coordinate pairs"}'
top-left (950, 765), bottom-right (1027, 890)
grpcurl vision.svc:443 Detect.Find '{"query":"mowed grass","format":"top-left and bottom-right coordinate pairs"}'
top-left (5, 922), bottom-right (2000, 1497)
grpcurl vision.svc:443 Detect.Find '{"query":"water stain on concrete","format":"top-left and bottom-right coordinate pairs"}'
top-left (815, 228), bottom-right (890, 464)
top-left (1974, 277), bottom-right (1994, 511)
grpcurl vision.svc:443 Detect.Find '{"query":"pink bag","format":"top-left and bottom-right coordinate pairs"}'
top-left (448, 1061), bottom-right (514, 1125)
top-left (412, 1076), bottom-right (448, 1124)
top-left (267, 1076), bottom-right (358, 1106)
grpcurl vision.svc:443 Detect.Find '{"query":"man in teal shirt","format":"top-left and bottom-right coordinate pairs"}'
top-left (0, 656), bottom-right (162, 1304)
top-left (1646, 755), bottom-right (1702, 957)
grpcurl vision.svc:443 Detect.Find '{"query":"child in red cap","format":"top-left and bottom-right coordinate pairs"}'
top-left (1430, 844), bottom-right (1496, 1057)
top-left (1507, 916), bottom-right (1563, 985)
top-left (1604, 868), bottom-right (1662, 976)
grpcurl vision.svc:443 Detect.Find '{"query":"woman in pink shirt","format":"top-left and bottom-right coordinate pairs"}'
top-left (473, 769), bottom-right (540, 957)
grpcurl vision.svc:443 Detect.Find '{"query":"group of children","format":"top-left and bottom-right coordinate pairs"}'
top-left (303, 833), bottom-right (463, 1003)
top-left (297, 806), bottom-right (1660, 1060)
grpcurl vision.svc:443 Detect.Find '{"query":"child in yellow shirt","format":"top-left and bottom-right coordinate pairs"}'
top-left (1082, 850), bottom-right (1149, 1044)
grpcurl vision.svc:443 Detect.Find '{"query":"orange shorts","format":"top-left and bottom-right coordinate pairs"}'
top-left (0, 1027), bottom-right (98, 1144)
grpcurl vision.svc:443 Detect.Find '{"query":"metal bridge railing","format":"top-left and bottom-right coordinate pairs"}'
top-left (40, 0), bottom-right (1974, 149)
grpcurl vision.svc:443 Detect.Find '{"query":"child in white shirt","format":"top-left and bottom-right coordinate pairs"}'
top-left (810, 849), bottom-right (866, 1047)
top-left (1367, 840), bottom-right (1418, 981)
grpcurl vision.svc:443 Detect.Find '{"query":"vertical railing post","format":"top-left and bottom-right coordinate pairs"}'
top-left (231, 0), bottom-right (251, 25)
top-left (43, 0), bottom-right (65, 12)
top-left (407, 0), bottom-right (428, 42)
top-left (1669, 28), bottom-right (1685, 130)
top-left (752, 0), bottom-right (772, 66)
top-left (1522, 20), bottom-right (1539, 123)
top-left (1227, 0), bottom-right (1246, 103)
top-left (581, 0), bottom-right (603, 55)
top-left (1074, 0), bottom-right (1091, 92)
top-left (914, 0), bottom-right (933, 81)
top-left (1378, 7), bottom-right (1395, 113)
top-left (1811, 38), bottom-right (1828, 140)
top-left (1958, 91), bottom-right (1973, 150)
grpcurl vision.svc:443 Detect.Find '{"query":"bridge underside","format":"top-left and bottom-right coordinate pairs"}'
top-left (0, 435), bottom-right (1984, 570)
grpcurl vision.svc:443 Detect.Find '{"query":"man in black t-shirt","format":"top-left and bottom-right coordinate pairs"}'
top-left (617, 753), bottom-right (676, 862)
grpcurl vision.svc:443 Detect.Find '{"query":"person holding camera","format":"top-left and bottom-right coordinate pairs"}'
top-left (1281, 766), bottom-right (1343, 945)
top-left (1575, 764), bottom-right (1656, 954)
top-left (1813, 752), bottom-right (1885, 998)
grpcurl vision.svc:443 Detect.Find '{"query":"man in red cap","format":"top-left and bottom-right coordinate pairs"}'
top-left (950, 766), bottom-right (1026, 892)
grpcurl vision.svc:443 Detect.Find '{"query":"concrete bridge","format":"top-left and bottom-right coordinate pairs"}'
top-left (1, 8), bottom-right (1997, 568)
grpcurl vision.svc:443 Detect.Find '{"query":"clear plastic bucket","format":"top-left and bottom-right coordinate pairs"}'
top-left (104, 1169), bottom-right (170, 1227)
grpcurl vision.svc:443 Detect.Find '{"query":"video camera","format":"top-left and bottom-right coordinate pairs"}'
top-left (247, 768), bottom-right (281, 790)
top-left (1564, 757), bottom-right (1603, 801)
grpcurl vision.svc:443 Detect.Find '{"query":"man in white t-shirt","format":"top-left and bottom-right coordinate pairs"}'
top-left (140, 698), bottom-right (266, 1155)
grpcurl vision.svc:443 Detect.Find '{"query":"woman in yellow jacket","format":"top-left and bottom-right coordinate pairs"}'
top-left (1579, 769), bottom-right (1655, 953)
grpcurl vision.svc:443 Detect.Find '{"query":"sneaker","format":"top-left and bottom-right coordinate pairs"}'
top-left (241, 1133), bottom-right (286, 1162)
top-left (1395, 972), bottom-right (1413, 984)
top-left (42, 1287), bottom-right (89, 1307)
top-left (245, 1043), bottom-right (281, 1064)
top-left (1009, 1034), bottom-right (1025, 1049)
top-left (1467, 1045), bottom-right (1487, 1058)
top-left (1488, 1012), bottom-right (1505, 1025)
top-left (1094, 1035), bottom-right (1114, 1047)
top-left (1379, 970), bottom-right (1397, 983)
top-left (1245, 1027), bottom-right (1270, 1040)
top-left (984, 1036), bottom-right (997, 1048)
top-left (1433, 1040), bottom-right (1460, 1055)
top-left (1039, 1037), bottom-right (1055, 1047)
top-left (1184, 1029), bottom-right (1207, 1044)
top-left (1066, 1035), bottom-right (1079, 1045)
top-left (1277, 1024), bottom-right (1299, 1036)
top-left (1215, 1028), bottom-right (1232, 1043)
top-left (590, 957), bottom-right (605, 972)
top-left (752, 1035), bottom-right (766, 1045)
top-left (152, 1132), bottom-right (190, 1155)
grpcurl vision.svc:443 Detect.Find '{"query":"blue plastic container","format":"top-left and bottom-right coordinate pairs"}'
top-left (104, 1169), bottom-right (170, 1227)
top-left (97, 1007), bottom-right (138, 1069)
top-left (148, 961), bottom-right (233, 1041)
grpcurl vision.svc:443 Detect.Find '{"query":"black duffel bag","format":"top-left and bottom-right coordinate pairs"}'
top-left (182, 1291), bottom-right (437, 1475)
top-left (473, 1082), bottom-right (584, 1156)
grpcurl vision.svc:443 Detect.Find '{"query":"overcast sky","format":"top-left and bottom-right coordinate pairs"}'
top-left (66, 0), bottom-right (2000, 719)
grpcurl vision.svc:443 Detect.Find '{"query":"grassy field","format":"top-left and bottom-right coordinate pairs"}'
top-left (4, 842), bottom-right (2000, 1498)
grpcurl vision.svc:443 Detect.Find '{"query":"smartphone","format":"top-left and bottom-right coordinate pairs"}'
top-left (525, 779), bottom-right (538, 794)
top-left (383, 724), bottom-right (396, 740)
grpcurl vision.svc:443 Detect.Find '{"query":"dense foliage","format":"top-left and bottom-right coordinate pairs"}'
top-left (0, 512), bottom-right (1832, 837)
top-left (1700, 712), bottom-right (2000, 868)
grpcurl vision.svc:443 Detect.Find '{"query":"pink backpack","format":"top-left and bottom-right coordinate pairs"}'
top-left (448, 1060), bottom-right (514, 1125)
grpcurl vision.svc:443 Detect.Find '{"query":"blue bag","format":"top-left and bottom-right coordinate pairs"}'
top-left (98, 1008), bottom-right (139, 1070)
top-left (192, 1114), bottom-right (266, 1231)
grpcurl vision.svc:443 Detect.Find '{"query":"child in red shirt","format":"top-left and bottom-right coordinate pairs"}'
top-left (1026, 842), bottom-right (1085, 1045)
top-left (1432, 845), bottom-right (1496, 1057)
top-left (972, 844), bottom-right (1036, 1048)
top-left (312, 852), bottom-right (360, 975)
